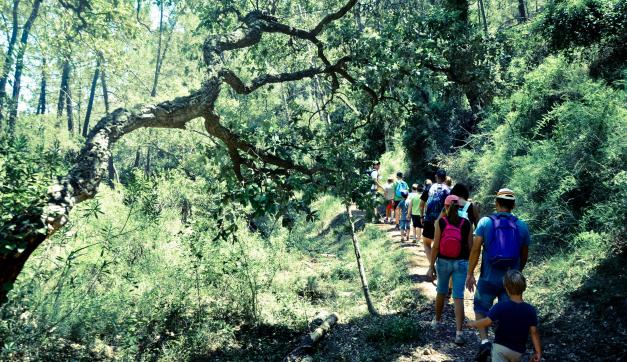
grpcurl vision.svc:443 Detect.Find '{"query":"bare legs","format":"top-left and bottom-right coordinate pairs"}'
top-left (434, 294), bottom-right (465, 332)
top-left (475, 311), bottom-right (488, 340)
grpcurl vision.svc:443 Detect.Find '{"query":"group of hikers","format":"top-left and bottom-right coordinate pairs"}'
top-left (369, 162), bottom-right (542, 362)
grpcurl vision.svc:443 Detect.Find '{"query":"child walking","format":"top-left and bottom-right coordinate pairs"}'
top-left (398, 190), bottom-right (411, 241)
top-left (467, 270), bottom-right (542, 362)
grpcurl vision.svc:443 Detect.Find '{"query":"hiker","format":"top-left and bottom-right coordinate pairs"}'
top-left (393, 172), bottom-right (409, 230)
top-left (398, 190), bottom-right (411, 241)
top-left (407, 183), bottom-right (424, 241)
top-left (419, 170), bottom-right (450, 261)
top-left (467, 270), bottom-right (542, 362)
top-left (445, 176), bottom-right (453, 188)
top-left (440, 183), bottom-right (479, 300)
top-left (427, 195), bottom-right (472, 345)
top-left (370, 161), bottom-right (383, 222)
top-left (383, 177), bottom-right (395, 224)
top-left (465, 188), bottom-right (531, 360)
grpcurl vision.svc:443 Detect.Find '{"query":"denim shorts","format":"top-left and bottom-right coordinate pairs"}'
top-left (399, 219), bottom-right (410, 230)
top-left (435, 258), bottom-right (468, 299)
top-left (474, 279), bottom-right (510, 315)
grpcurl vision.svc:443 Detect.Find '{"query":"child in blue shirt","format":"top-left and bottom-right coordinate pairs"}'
top-left (467, 270), bottom-right (542, 362)
top-left (398, 190), bottom-right (411, 241)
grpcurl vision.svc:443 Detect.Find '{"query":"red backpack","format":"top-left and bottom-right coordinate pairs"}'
top-left (439, 217), bottom-right (465, 258)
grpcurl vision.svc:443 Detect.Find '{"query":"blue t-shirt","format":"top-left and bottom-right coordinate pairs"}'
top-left (487, 300), bottom-right (538, 353)
top-left (474, 212), bottom-right (531, 285)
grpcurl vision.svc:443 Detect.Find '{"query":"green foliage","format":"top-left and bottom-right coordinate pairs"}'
top-left (541, 0), bottom-right (627, 81)
top-left (444, 57), bottom-right (626, 247)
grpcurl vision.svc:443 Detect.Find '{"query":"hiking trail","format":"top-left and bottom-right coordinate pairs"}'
top-left (375, 222), bottom-right (482, 361)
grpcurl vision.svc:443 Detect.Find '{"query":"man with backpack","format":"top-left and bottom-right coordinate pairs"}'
top-left (465, 188), bottom-right (531, 361)
top-left (393, 172), bottom-right (409, 229)
top-left (419, 169), bottom-right (450, 261)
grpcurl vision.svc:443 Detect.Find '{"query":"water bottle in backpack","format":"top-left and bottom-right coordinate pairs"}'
top-left (486, 214), bottom-right (521, 268)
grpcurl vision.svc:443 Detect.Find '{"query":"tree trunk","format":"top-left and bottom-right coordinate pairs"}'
top-left (346, 205), bottom-right (378, 315)
top-left (478, 0), bottom-right (488, 34)
top-left (0, 0), bottom-right (20, 124)
top-left (517, 0), bottom-right (527, 22)
top-left (284, 313), bottom-right (340, 362)
top-left (107, 156), bottom-right (119, 188)
top-left (65, 65), bottom-right (74, 133)
top-left (36, 58), bottom-right (47, 115)
top-left (133, 148), bottom-right (141, 168)
top-left (144, 145), bottom-right (151, 177)
top-left (7, 0), bottom-right (43, 130)
top-left (100, 62), bottom-right (110, 114)
top-left (353, 2), bottom-right (364, 32)
top-left (150, 1), bottom-right (164, 97)
top-left (82, 59), bottom-right (101, 137)
top-left (57, 61), bottom-right (70, 118)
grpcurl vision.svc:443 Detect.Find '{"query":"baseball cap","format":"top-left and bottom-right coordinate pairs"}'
top-left (496, 188), bottom-right (516, 201)
top-left (436, 169), bottom-right (446, 178)
top-left (444, 195), bottom-right (459, 205)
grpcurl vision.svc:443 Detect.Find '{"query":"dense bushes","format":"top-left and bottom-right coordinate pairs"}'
top-left (444, 56), bottom-right (625, 250)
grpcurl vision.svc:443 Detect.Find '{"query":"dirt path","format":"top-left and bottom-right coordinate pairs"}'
top-left (375, 222), bottom-right (481, 361)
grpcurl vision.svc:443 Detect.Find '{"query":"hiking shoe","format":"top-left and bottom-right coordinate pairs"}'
top-left (474, 342), bottom-right (492, 362)
top-left (430, 319), bottom-right (442, 329)
top-left (454, 333), bottom-right (465, 345)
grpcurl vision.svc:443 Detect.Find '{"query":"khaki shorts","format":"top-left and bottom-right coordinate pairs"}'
top-left (492, 343), bottom-right (523, 362)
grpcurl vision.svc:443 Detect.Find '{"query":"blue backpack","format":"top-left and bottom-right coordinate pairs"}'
top-left (487, 214), bottom-right (521, 269)
top-left (395, 181), bottom-right (408, 198)
top-left (424, 184), bottom-right (449, 221)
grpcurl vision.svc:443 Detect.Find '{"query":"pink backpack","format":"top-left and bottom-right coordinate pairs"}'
top-left (439, 217), bottom-right (465, 258)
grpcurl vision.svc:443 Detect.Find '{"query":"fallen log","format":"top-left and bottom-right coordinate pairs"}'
top-left (284, 312), bottom-right (340, 362)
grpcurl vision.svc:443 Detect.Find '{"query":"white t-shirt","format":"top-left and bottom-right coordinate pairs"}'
top-left (428, 183), bottom-right (449, 197)
top-left (371, 170), bottom-right (379, 190)
top-left (384, 184), bottom-right (395, 200)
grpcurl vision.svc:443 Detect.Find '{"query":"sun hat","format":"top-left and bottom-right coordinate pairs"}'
top-left (496, 188), bottom-right (516, 201)
top-left (444, 195), bottom-right (460, 205)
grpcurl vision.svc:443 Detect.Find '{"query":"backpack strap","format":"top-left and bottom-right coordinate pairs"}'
top-left (461, 202), bottom-right (471, 213)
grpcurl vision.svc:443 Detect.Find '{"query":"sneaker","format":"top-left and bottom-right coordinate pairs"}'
top-left (474, 342), bottom-right (492, 362)
top-left (454, 333), bottom-right (465, 345)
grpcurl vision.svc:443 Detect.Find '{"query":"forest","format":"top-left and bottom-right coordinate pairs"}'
top-left (0, 0), bottom-right (625, 360)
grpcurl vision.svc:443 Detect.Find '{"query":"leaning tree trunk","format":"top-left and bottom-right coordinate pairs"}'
top-left (82, 59), bottom-right (101, 137)
top-left (346, 204), bottom-right (378, 315)
top-left (0, 0), bottom-right (20, 124)
top-left (8, 0), bottom-right (43, 131)
top-left (0, 0), bottom-right (358, 306)
top-left (36, 59), bottom-right (47, 115)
